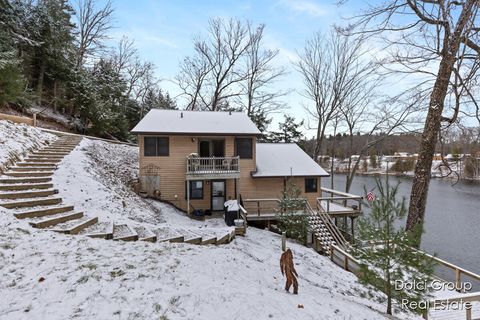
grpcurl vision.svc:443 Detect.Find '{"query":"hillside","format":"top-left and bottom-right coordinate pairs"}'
top-left (0, 120), bottom-right (420, 320)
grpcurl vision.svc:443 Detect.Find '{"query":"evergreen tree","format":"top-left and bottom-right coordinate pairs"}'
top-left (277, 180), bottom-right (309, 245)
top-left (268, 115), bottom-right (304, 143)
top-left (355, 180), bottom-right (435, 315)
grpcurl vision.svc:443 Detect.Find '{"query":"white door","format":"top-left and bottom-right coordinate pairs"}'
top-left (211, 181), bottom-right (225, 211)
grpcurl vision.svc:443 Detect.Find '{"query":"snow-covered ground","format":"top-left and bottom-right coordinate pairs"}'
top-left (0, 120), bottom-right (56, 171)
top-left (0, 126), bottom-right (422, 320)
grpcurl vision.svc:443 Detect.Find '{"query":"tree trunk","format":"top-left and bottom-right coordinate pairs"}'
top-left (53, 80), bottom-right (58, 112)
top-left (36, 60), bottom-right (46, 106)
top-left (406, 1), bottom-right (476, 233)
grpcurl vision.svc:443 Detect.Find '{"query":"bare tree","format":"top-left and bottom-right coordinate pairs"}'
top-left (177, 18), bottom-right (256, 111)
top-left (345, 0), bottom-right (480, 234)
top-left (176, 55), bottom-right (211, 110)
top-left (74, 0), bottom-right (114, 68)
top-left (296, 29), bottom-right (377, 159)
top-left (342, 94), bottom-right (423, 192)
top-left (240, 24), bottom-right (287, 119)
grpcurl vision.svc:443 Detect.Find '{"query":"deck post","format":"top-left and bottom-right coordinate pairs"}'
top-left (455, 269), bottom-right (461, 291)
top-left (281, 232), bottom-right (286, 251)
top-left (350, 217), bottom-right (355, 243)
top-left (466, 302), bottom-right (472, 320)
top-left (187, 179), bottom-right (190, 215)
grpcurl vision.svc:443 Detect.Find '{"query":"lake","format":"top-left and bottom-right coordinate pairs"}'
top-left (323, 174), bottom-right (480, 284)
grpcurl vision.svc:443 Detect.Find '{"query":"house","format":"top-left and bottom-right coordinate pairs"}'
top-left (131, 110), bottom-right (329, 213)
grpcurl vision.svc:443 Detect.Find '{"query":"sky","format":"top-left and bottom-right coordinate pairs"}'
top-left (95, 0), bottom-right (369, 136)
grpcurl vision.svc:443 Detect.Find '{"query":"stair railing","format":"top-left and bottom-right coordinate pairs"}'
top-left (306, 200), bottom-right (350, 251)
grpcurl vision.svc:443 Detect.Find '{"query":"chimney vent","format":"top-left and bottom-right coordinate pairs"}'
top-left (229, 111), bottom-right (232, 115)
top-left (181, 112), bottom-right (183, 118)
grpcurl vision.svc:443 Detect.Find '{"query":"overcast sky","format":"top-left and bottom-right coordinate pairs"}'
top-left (95, 0), bottom-right (373, 136)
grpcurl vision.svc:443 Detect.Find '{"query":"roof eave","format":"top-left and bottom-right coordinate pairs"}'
top-left (131, 131), bottom-right (263, 137)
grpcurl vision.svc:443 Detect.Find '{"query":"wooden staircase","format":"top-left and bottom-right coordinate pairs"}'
top-left (305, 202), bottom-right (350, 254)
top-left (0, 134), bottom-right (235, 246)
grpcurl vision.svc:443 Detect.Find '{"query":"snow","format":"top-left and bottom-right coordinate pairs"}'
top-left (253, 143), bottom-right (329, 177)
top-left (0, 124), bottom-right (423, 320)
top-left (0, 120), bottom-right (56, 172)
top-left (131, 109), bottom-right (262, 135)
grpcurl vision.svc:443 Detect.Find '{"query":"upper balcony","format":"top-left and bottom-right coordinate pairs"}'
top-left (186, 156), bottom-right (240, 180)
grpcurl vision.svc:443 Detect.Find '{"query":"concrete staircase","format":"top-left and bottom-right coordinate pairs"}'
top-left (0, 134), bottom-right (235, 246)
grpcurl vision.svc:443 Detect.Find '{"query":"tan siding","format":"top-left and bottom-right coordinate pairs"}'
top-left (138, 134), bottom-right (321, 212)
top-left (138, 134), bottom-right (257, 211)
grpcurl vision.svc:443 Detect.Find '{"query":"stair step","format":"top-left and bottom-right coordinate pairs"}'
top-left (82, 222), bottom-right (114, 239)
top-left (0, 183), bottom-right (53, 191)
top-left (0, 189), bottom-right (56, 199)
top-left (113, 224), bottom-right (138, 241)
top-left (184, 234), bottom-right (202, 244)
top-left (14, 205), bottom-right (74, 219)
top-left (153, 228), bottom-right (184, 243)
top-left (0, 197), bottom-right (62, 209)
top-left (31, 153), bottom-right (68, 157)
top-left (133, 226), bottom-right (157, 242)
top-left (9, 166), bottom-right (56, 172)
top-left (16, 162), bottom-right (58, 167)
top-left (24, 158), bottom-right (62, 163)
top-left (216, 232), bottom-right (230, 245)
top-left (28, 155), bottom-right (64, 159)
top-left (0, 177), bottom-right (52, 184)
top-left (52, 217), bottom-right (98, 234)
top-left (201, 235), bottom-right (217, 245)
top-left (30, 212), bottom-right (83, 228)
top-left (3, 171), bottom-right (54, 177)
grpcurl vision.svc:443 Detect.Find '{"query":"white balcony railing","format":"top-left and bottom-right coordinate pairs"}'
top-left (186, 156), bottom-right (240, 176)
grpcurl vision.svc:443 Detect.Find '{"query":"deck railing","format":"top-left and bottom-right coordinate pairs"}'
top-left (318, 187), bottom-right (363, 214)
top-left (186, 156), bottom-right (240, 175)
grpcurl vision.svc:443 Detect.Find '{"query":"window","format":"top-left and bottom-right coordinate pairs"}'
top-left (144, 137), bottom-right (169, 156)
top-left (186, 180), bottom-right (203, 199)
top-left (235, 138), bottom-right (253, 159)
top-left (305, 178), bottom-right (318, 193)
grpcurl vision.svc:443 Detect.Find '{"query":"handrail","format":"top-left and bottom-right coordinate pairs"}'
top-left (320, 187), bottom-right (363, 200)
top-left (308, 201), bottom-right (349, 251)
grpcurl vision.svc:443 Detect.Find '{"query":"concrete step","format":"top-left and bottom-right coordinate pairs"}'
top-left (0, 183), bottom-right (53, 191)
top-left (0, 189), bottom-right (56, 199)
top-left (51, 216), bottom-right (98, 234)
top-left (14, 205), bottom-right (74, 219)
top-left (16, 162), bottom-right (58, 167)
top-left (0, 177), bottom-right (52, 184)
top-left (30, 212), bottom-right (83, 228)
top-left (9, 166), bottom-right (56, 172)
top-left (113, 224), bottom-right (138, 241)
top-left (3, 171), bottom-right (54, 177)
top-left (0, 197), bottom-right (62, 209)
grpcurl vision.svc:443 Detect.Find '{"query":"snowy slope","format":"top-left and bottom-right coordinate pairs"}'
top-left (0, 129), bottom-right (422, 320)
top-left (0, 120), bottom-right (56, 171)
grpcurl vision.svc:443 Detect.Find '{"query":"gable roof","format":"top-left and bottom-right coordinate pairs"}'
top-left (131, 110), bottom-right (262, 136)
top-left (253, 143), bottom-right (329, 177)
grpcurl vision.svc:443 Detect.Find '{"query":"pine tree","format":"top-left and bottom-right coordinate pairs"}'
top-left (277, 180), bottom-right (309, 245)
top-left (268, 115), bottom-right (304, 143)
top-left (355, 180), bottom-right (435, 315)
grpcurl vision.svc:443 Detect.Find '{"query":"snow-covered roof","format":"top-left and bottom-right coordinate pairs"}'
top-left (131, 110), bottom-right (262, 136)
top-left (253, 143), bottom-right (329, 177)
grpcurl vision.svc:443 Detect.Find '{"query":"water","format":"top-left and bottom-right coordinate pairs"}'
top-left (324, 174), bottom-right (480, 281)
